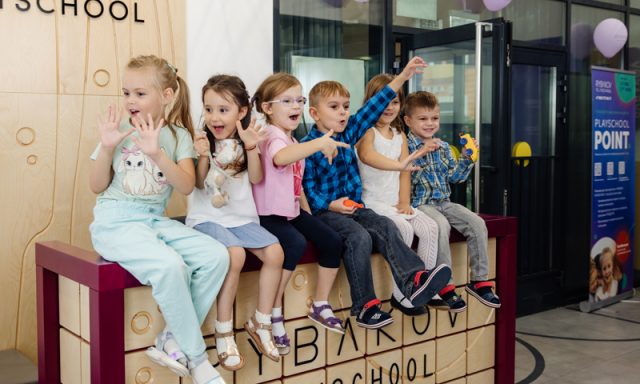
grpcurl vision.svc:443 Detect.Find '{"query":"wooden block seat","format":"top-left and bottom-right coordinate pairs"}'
top-left (36, 214), bottom-right (517, 384)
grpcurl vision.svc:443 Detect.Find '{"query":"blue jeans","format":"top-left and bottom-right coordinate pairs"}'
top-left (317, 208), bottom-right (425, 315)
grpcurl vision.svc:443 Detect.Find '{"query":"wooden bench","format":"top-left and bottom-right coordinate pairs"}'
top-left (36, 214), bottom-right (517, 384)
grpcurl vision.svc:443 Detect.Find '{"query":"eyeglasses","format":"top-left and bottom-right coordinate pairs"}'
top-left (266, 96), bottom-right (307, 106)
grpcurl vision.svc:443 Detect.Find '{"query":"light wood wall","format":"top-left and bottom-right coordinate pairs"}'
top-left (0, 0), bottom-right (186, 362)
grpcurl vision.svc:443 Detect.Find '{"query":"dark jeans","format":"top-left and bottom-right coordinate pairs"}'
top-left (260, 210), bottom-right (342, 271)
top-left (317, 208), bottom-right (425, 315)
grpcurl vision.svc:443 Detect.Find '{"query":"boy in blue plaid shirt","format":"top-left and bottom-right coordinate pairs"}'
top-left (301, 58), bottom-right (452, 329)
top-left (404, 91), bottom-right (501, 310)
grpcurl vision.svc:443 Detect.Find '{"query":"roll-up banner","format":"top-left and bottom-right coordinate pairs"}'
top-left (581, 66), bottom-right (636, 312)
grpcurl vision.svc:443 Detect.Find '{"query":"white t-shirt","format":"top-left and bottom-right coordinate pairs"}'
top-left (187, 138), bottom-right (259, 228)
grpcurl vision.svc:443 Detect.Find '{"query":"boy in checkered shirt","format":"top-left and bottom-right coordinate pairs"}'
top-left (301, 58), bottom-right (451, 329)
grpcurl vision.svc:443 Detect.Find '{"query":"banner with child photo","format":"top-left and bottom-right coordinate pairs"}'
top-left (584, 66), bottom-right (635, 311)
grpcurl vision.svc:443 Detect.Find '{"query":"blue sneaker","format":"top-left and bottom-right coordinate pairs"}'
top-left (356, 299), bottom-right (393, 329)
top-left (466, 281), bottom-right (501, 308)
top-left (409, 264), bottom-right (452, 307)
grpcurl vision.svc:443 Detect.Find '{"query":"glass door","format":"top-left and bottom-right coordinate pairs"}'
top-left (408, 20), bottom-right (511, 213)
top-left (510, 47), bottom-right (567, 315)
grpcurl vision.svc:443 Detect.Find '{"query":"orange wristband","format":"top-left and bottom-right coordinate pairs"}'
top-left (244, 144), bottom-right (257, 151)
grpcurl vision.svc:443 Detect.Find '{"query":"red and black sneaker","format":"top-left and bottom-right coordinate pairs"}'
top-left (409, 264), bottom-right (451, 307)
top-left (465, 281), bottom-right (501, 308)
top-left (356, 299), bottom-right (394, 329)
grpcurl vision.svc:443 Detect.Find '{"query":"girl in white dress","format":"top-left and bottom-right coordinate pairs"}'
top-left (356, 74), bottom-right (447, 315)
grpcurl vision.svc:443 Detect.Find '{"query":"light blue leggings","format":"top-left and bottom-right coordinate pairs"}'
top-left (90, 200), bottom-right (229, 359)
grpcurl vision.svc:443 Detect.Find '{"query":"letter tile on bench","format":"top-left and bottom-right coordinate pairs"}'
top-left (80, 284), bottom-right (90, 341)
top-left (371, 254), bottom-right (394, 301)
top-left (59, 276), bottom-right (81, 336)
top-left (125, 350), bottom-right (179, 384)
top-left (124, 286), bottom-right (167, 351)
top-left (283, 318), bottom-right (327, 377)
top-left (366, 349), bottom-right (403, 384)
top-left (235, 270), bottom-right (261, 329)
top-left (466, 325), bottom-right (495, 375)
top-left (466, 282), bottom-right (496, 330)
top-left (284, 262), bottom-right (318, 320)
top-left (466, 368), bottom-right (494, 384)
top-left (436, 292), bottom-right (468, 337)
top-left (450, 243), bottom-right (469, 287)
top-left (326, 359), bottom-right (366, 384)
top-left (282, 368), bottom-right (326, 384)
top-left (59, 328), bottom-right (84, 384)
top-left (403, 306), bottom-right (436, 345)
top-left (328, 263), bottom-right (353, 312)
top-left (402, 340), bottom-right (436, 383)
top-left (326, 310), bottom-right (365, 365)
top-left (365, 301), bottom-right (403, 355)
top-left (435, 332), bottom-right (466, 383)
top-left (467, 238), bottom-right (496, 282)
top-left (199, 301), bottom-right (221, 338)
top-left (235, 330), bottom-right (282, 383)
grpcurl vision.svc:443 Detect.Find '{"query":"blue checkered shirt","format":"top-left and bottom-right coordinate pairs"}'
top-left (407, 131), bottom-right (475, 207)
top-left (301, 85), bottom-right (397, 213)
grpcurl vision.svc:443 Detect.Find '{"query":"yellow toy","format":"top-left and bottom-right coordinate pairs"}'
top-left (459, 133), bottom-right (478, 162)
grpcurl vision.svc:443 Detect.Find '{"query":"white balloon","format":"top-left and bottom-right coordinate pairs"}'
top-left (593, 18), bottom-right (628, 59)
top-left (482, 0), bottom-right (511, 12)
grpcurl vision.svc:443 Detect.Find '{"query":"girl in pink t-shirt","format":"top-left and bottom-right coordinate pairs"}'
top-left (252, 73), bottom-right (349, 354)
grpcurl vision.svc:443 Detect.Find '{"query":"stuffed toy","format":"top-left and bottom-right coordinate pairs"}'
top-left (204, 139), bottom-right (243, 208)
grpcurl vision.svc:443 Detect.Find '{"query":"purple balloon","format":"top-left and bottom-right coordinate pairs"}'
top-left (570, 23), bottom-right (593, 60)
top-left (482, 0), bottom-right (511, 12)
top-left (593, 18), bottom-right (628, 59)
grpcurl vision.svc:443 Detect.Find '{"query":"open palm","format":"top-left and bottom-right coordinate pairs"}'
top-left (97, 105), bottom-right (132, 149)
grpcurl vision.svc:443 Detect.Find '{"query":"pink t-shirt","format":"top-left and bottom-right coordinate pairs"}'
top-left (252, 124), bottom-right (304, 219)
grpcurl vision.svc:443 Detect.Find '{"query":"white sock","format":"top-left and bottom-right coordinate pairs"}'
top-left (393, 286), bottom-right (415, 308)
top-left (313, 300), bottom-right (336, 319)
top-left (215, 319), bottom-right (240, 367)
top-left (254, 310), bottom-right (274, 344)
top-left (271, 307), bottom-right (286, 337)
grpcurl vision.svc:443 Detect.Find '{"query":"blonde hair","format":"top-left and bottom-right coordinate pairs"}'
top-left (403, 91), bottom-right (439, 117)
top-left (364, 73), bottom-right (404, 131)
top-left (308, 81), bottom-right (350, 108)
top-left (125, 55), bottom-right (194, 138)
top-left (252, 72), bottom-right (301, 123)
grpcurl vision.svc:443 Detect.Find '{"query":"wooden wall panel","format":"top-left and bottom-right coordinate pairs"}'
top-left (0, 1), bottom-right (186, 361)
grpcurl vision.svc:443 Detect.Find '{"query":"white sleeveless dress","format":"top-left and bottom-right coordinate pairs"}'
top-left (358, 128), bottom-right (417, 219)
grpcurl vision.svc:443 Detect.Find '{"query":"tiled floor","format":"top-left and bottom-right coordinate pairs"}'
top-left (515, 289), bottom-right (640, 384)
top-left (1, 290), bottom-right (638, 384)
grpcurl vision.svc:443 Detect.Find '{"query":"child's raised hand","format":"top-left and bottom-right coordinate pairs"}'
top-left (399, 56), bottom-right (427, 81)
top-left (398, 148), bottom-right (428, 171)
top-left (131, 113), bottom-right (163, 158)
top-left (318, 129), bottom-right (351, 165)
top-left (236, 116), bottom-right (266, 149)
top-left (194, 131), bottom-right (210, 157)
top-left (97, 104), bottom-right (133, 150)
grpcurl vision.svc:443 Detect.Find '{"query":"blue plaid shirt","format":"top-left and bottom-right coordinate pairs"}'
top-left (301, 85), bottom-right (397, 213)
top-left (407, 131), bottom-right (475, 207)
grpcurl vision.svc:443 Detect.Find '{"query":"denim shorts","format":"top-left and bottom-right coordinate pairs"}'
top-left (194, 221), bottom-right (279, 249)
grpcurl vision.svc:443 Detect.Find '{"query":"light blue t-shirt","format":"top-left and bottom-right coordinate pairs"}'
top-left (91, 120), bottom-right (195, 208)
